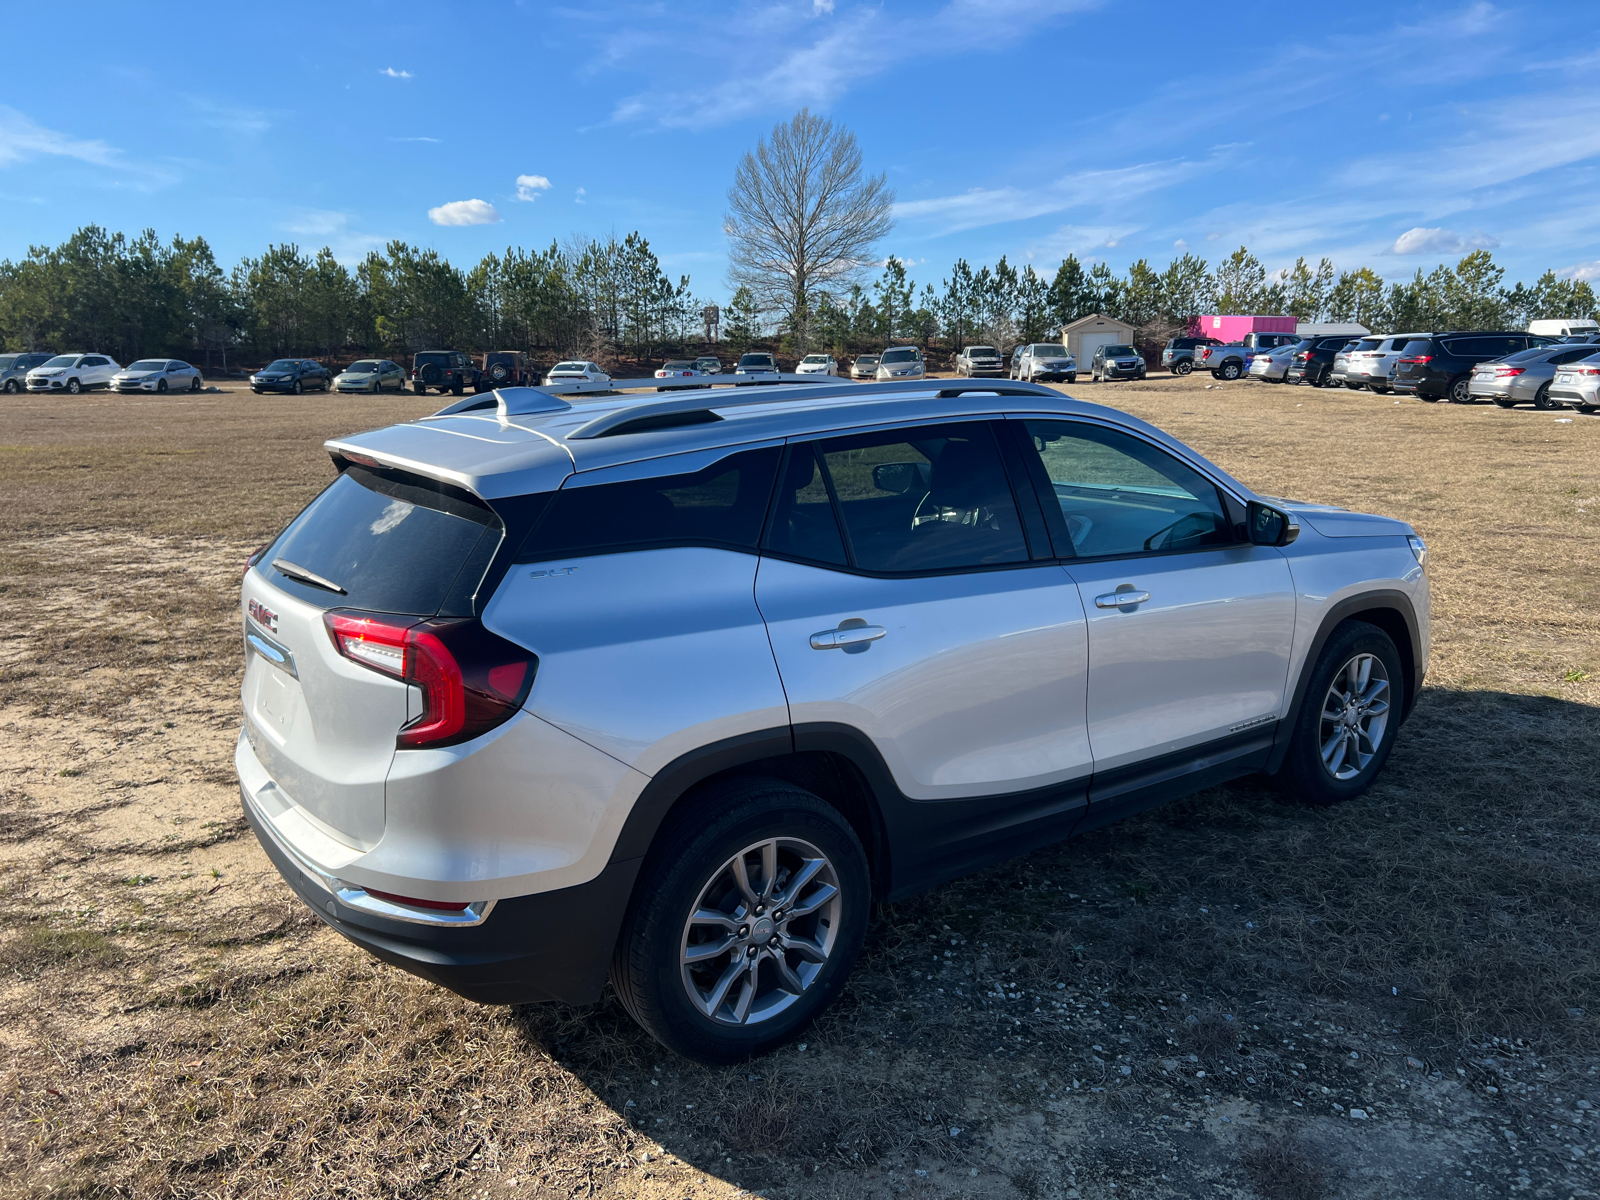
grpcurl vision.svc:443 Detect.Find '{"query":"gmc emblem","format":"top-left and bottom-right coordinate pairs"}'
top-left (248, 599), bottom-right (279, 632)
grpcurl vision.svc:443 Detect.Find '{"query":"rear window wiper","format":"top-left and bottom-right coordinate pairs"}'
top-left (272, 558), bottom-right (347, 595)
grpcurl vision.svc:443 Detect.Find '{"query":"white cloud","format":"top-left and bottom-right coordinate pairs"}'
top-left (813, 0), bottom-right (834, 11)
top-left (390, 136), bottom-right (440, 143)
top-left (1390, 226), bottom-right (1500, 255)
top-left (285, 209), bottom-right (351, 237)
top-left (574, 186), bottom-right (586, 204)
top-left (381, 67), bottom-right (412, 79)
top-left (1173, 238), bottom-right (1189, 251)
top-left (0, 106), bottom-right (119, 168)
top-left (428, 199), bottom-right (502, 226)
top-left (1561, 260), bottom-right (1600, 282)
top-left (515, 173), bottom-right (552, 201)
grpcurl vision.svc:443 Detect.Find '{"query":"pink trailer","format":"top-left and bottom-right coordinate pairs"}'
top-left (1187, 314), bottom-right (1297, 342)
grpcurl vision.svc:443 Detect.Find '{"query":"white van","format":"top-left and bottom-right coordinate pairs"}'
top-left (1528, 318), bottom-right (1600, 339)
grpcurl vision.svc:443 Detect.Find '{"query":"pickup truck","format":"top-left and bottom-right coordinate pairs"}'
top-left (1194, 331), bottom-right (1302, 380)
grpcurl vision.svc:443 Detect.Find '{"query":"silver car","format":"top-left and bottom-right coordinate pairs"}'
top-left (1546, 353), bottom-right (1600, 413)
top-left (953, 345), bottom-right (1005, 377)
top-left (1326, 338), bottom-right (1372, 388)
top-left (1467, 344), bottom-right (1600, 409)
top-left (850, 354), bottom-right (880, 380)
top-left (0, 351), bottom-right (54, 393)
top-left (1247, 341), bottom-right (1304, 383)
top-left (335, 360), bottom-right (407, 393)
top-left (1011, 343), bottom-right (1078, 383)
top-left (874, 345), bottom-right (924, 380)
top-left (239, 376), bottom-right (1430, 1064)
top-left (111, 358), bottom-right (203, 394)
top-left (1346, 335), bottom-right (1418, 394)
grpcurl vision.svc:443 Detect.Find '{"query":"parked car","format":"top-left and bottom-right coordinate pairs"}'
top-left (111, 358), bottom-right (202, 393)
top-left (26, 353), bottom-right (121, 393)
top-left (1194, 332), bottom-right (1296, 381)
top-left (1391, 333), bottom-right (1561, 403)
top-left (735, 352), bottom-right (781, 377)
top-left (874, 345), bottom-right (924, 380)
top-left (1090, 343), bottom-right (1145, 381)
top-left (332, 360), bottom-right (406, 393)
top-left (1546, 353), bottom-right (1600, 413)
top-left (1287, 336), bottom-right (1364, 388)
top-left (0, 351), bottom-right (54, 393)
top-left (1330, 337), bottom-right (1380, 390)
top-left (850, 354), bottom-right (881, 380)
top-left (1344, 335), bottom-right (1420, 394)
top-left (1010, 343), bottom-right (1078, 383)
top-left (483, 351), bottom-right (540, 388)
top-left (1247, 341), bottom-right (1302, 383)
top-left (1161, 336), bottom-right (1221, 376)
top-left (411, 350), bottom-right (481, 396)
top-left (239, 375), bottom-right (1430, 1064)
top-left (250, 359), bottom-right (331, 395)
top-left (953, 346), bottom-right (1005, 377)
top-left (795, 354), bottom-right (837, 376)
top-left (546, 360), bottom-right (611, 383)
top-left (1464, 343), bottom-right (1600, 409)
top-left (695, 356), bottom-right (723, 375)
top-left (655, 360), bottom-right (704, 381)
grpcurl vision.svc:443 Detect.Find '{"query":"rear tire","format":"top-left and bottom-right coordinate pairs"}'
top-left (1277, 621), bottom-right (1405, 807)
top-left (1532, 383), bottom-right (1556, 411)
top-left (611, 777), bottom-right (870, 1064)
top-left (1174, 360), bottom-right (1193, 376)
top-left (1447, 376), bottom-right (1471, 404)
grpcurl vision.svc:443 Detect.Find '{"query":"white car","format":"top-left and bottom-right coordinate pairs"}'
top-left (26, 353), bottom-right (121, 394)
top-left (546, 361), bottom-right (610, 383)
top-left (874, 345), bottom-right (924, 380)
top-left (795, 354), bottom-right (837, 376)
top-left (111, 359), bottom-right (203, 394)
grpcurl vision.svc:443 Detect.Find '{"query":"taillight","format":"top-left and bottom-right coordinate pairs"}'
top-left (1397, 356), bottom-right (1432, 364)
top-left (1294, 352), bottom-right (1310, 361)
top-left (1493, 366), bottom-right (1525, 377)
top-left (1199, 348), bottom-right (1212, 360)
top-left (324, 612), bottom-right (537, 749)
top-left (1576, 366), bottom-right (1600, 376)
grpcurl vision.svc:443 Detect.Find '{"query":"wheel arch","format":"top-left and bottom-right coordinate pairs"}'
top-left (1267, 591), bottom-right (1422, 774)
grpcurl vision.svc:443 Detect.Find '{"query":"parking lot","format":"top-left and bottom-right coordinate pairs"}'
top-left (1, 372), bottom-right (1597, 1199)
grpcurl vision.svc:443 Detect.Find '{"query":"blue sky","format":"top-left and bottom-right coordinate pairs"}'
top-left (3, 0), bottom-right (1597, 300)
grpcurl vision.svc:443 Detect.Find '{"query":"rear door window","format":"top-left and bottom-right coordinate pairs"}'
top-left (266, 465), bottom-right (502, 616)
top-left (813, 422), bottom-right (1028, 574)
top-left (1401, 339), bottom-right (1433, 355)
top-left (518, 447), bottom-right (781, 562)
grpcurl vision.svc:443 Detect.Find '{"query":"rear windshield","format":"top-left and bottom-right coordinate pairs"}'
top-left (1352, 339), bottom-right (1382, 351)
top-left (1401, 339), bottom-right (1434, 355)
top-left (265, 466), bottom-right (501, 616)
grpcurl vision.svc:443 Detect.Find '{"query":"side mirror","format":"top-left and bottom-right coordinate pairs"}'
top-left (873, 462), bottom-right (928, 495)
top-left (1247, 500), bottom-right (1299, 547)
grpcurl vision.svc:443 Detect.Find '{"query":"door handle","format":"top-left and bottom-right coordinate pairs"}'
top-left (810, 623), bottom-right (887, 650)
top-left (1095, 590), bottom-right (1151, 609)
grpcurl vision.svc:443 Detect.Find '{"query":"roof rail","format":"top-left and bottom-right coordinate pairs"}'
top-left (564, 378), bottom-right (1062, 440)
top-left (427, 373), bottom-right (838, 420)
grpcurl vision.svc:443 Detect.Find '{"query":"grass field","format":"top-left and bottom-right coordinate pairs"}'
top-left (1, 375), bottom-right (1597, 1199)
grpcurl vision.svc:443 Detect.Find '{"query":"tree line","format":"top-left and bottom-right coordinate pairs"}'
top-left (0, 226), bottom-right (702, 368)
top-left (0, 225), bottom-right (1594, 368)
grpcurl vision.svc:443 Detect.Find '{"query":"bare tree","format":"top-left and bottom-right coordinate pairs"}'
top-left (724, 108), bottom-right (894, 348)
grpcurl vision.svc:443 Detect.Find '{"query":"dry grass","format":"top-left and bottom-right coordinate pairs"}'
top-left (1, 377), bottom-right (1598, 1198)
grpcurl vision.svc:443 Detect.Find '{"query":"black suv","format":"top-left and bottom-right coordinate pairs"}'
top-left (1390, 332), bottom-right (1560, 403)
top-left (1160, 336), bottom-right (1221, 376)
top-left (1285, 336), bottom-right (1361, 387)
top-left (482, 351), bottom-right (541, 388)
top-left (411, 350), bottom-right (483, 396)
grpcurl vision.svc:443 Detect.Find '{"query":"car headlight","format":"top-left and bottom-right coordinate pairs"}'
top-left (1407, 535), bottom-right (1428, 568)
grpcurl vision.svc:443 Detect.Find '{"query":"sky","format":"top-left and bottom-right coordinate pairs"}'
top-left (2, 0), bottom-right (1598, 302)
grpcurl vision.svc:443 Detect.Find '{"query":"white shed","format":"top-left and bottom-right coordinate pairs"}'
top-left (1061, 313), bottom-right (1136, 364)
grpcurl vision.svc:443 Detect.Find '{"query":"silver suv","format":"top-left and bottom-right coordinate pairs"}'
top-left (238, 378), bottom-right (1430, 1063)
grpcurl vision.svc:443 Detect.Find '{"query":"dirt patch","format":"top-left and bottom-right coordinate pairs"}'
top-left (1, 378), bottom-right (1598, 1198)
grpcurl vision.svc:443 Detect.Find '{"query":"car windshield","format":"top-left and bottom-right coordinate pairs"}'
top-left (857, 356), bottom-right (879, 364)
top-left (552, 362), bottom-right (586, 372)
top-left (801, 355), bottom-right (830, 364)
top-left (738, 354), bottom-right (773, 365)
top-left (41, 356), bottom-right (78, 368)
top-left (1104, 346), bottom-right (1136, 357)
top-left (881, 348), bottom-right (917, 363)
top-left (265, 360), bottom-right (298, 372)
top-left (346, 360), bottom-right (381, 372)
top-left (1030, 345), bottom-right (1065, 356)
top-left (127, 360), bottom-right (169, 371)
top-left (0, 356), bottom-right (18, 369)
top-left (968, 347), bottom-right (997, 357)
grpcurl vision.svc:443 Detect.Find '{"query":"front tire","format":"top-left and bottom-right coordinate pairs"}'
top-left (292, 379), bottom-right (303, 395)
top-left (1277, 621), bottom-right (1404, 806)
top-left (189, 376), bottom-right (201, 392)
top-left (611, 777), bottom-right (870, 1064)
top-left (3, 379), bottom-right (16, 393)
top-left (67, 378), bottom-right (81, 395)
top-left (157, 379), bottom-right (168, 393)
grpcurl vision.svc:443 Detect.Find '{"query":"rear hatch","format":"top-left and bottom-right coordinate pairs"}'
top-left (241, 462), bottom-right (505, 849)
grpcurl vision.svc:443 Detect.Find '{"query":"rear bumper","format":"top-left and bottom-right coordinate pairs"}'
top-left (243, 782), bottom-right (639, 1004)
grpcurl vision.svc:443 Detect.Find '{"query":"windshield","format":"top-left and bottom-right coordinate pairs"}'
top-left (0, 356), bottom-right (17, 369)
top-left (42, 355), bottom-right (78, 368)
top-left (552, 362), bottom-right (586, 372)
top-left (126, 360), bottom-right (166, 371)
top-left (857, 355), bottom-right (879, 364)
top-left (967, 347), bottom-right (997, 357)
top-left (265, 360), bottom-right (299, 372)
top-left (1103, 346), bottom-right (1136, 357)
top-left (1030, 344), bottom-right (1065, 356)
top-left (881, 348), bottom-right (918, 363)
top-left (738, 354), bottom-right (773, 366)
top-left (345, 360), bottom-right (381, 372)
top-left (801, 354), bottom-right (829, 364)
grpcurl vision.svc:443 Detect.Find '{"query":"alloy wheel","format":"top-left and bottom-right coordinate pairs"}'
top-left (679, 836), bottom-right (841, 1026)
top-left (1318, 653), bottom-right (1391, 782)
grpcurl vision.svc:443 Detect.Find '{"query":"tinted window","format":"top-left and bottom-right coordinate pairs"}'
top-left (1445, 336), bottom-right (1516, 358)
top-left (1550, 347), bottom-right (1596, 365)
top-left (817, 423), bottom-right (1027, 574)
top-left (266, 466), bottom-right (501, 616)
top-left (1401, 339), bottom-right (1434, 355)
top-left (764, 444), bottom-right (847, 566)
top-left (1318, 338), bottom-right (1351, 350)
top-left (1022, 421), bottom-right (1232, 558)
top-left (519, 447), bottom-right (781, 562)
